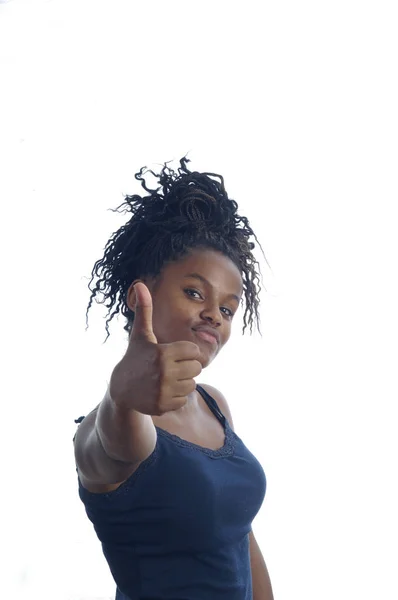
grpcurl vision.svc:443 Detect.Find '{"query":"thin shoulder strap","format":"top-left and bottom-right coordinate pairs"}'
top-left (196, 385), bottom-right (226, 425)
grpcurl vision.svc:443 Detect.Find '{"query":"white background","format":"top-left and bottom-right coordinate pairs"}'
top-left (1, 1), bottom-right (397, 599)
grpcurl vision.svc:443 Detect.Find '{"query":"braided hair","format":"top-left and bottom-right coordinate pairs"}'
top-left (86, 157), bottom-right (267, 342)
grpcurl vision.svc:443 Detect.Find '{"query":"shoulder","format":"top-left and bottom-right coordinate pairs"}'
top-left (199, 383), bottom-right (235, 431)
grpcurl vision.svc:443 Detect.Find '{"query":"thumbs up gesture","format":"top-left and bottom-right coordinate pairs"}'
top-left (109, 283), bottom-right (202, 416)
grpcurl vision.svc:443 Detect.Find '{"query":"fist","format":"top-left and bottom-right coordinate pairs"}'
top-left (109, 282), bottom-right (202, 416)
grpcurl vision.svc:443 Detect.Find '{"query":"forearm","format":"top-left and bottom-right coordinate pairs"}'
top-left (96, 386), bottom-right (141, 462)
top-left (249, 531), bottom-right (274, 600)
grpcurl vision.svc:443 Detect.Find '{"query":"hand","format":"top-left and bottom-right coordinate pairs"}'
top-left (109, 282), bottom-right (202, 416)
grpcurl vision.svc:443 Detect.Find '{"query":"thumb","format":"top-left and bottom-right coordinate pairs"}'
top-left (130, 282), bottom-right (157, 343)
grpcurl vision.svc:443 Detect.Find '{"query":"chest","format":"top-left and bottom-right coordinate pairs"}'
top-left (98, 433), bottom-right (267, 554)
top-left (152, 401), bottom-right (226, 451)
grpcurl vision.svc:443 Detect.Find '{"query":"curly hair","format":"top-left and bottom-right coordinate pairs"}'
top-left (85, 156), bottom-right (268, 342)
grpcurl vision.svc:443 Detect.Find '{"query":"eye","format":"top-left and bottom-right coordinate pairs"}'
top-left (221, 307), bottom-right (234, 318)
top-left (184, 288), bottom-right (203, 300)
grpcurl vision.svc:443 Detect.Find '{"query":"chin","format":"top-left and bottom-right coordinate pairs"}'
top-left (200, 349), bottom-right (218, 369)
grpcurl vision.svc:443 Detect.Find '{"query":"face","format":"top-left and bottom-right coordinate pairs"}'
top-left (127, 249), bottom-right (243, 368)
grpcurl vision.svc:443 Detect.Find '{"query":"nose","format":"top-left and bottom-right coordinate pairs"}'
top-left (200, 304), bottom-right (222, 327)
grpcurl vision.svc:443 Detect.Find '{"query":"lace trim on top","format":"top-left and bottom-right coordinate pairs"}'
top-left (155, 420), bottom-right (235, 458)
top-left (154, 385), bottom-right (236, 458)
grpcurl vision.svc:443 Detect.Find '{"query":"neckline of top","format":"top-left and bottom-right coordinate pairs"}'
top-left (154, 385), bottom-right (236, 458)
top-left (155, 421), bottom-right (236, 458)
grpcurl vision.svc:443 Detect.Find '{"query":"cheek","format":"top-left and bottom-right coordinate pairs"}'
top-left (151, 306), bottom-right (188, 342)
top-left (150, 307), bottom-right (169, 339)
top-left (220, 324), bottom-right (232, 348)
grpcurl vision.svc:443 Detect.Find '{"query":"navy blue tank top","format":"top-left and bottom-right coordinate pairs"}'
top-left (76, 385), bottom-right (266, 600)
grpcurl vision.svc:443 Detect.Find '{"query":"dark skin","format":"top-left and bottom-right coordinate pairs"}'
top-left (126, 248), bottom-right (274, 599)
top-left (125, 248), bottom-right (242, 419)
top-left (76, 248), bottom-right (274, 599)
top-left (127, 248), bottom-right (242, 368)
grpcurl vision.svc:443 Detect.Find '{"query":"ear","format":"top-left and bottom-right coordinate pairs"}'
top-left (126, 279), bottom-right (142, 312)
top-left (126, 278), bottom-right (154, 312)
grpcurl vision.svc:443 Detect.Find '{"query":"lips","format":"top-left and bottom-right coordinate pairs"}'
top-left (192, 326), bottom-right (220, 345)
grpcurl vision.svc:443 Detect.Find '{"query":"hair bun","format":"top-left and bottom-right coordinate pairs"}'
top-left (86, 155), bottom-right (264, 342)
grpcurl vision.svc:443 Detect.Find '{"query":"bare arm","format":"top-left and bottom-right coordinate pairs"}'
top-left (74, 385), bottom-right (156, 492)
top-left (74, 283), bottom-right (201, 493)
top-left (249, 530), bottom-right (275, 600)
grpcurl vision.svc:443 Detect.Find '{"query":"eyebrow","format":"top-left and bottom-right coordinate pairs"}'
top-left (183, 272), bottom-right (241, 303)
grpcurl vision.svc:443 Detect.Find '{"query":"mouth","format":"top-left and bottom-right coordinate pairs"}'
top-left (192, 328), bottom-right (219, 346)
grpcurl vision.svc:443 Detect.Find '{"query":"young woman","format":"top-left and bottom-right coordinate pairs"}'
top-left (73, 157), bottom-right (274, 600)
